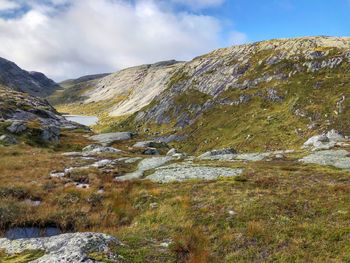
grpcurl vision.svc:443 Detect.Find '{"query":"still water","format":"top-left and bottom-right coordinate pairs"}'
top-left (63, 115), bottom-right (98, 126)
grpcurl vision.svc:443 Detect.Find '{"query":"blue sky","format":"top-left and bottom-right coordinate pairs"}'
top-left (0, 0), bottom-right (348, 80)
top-left (210, 0), bottom-right (350, 42)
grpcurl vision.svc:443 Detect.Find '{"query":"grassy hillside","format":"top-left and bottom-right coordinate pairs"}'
top-left (49, 37), bottom-right (350, 153)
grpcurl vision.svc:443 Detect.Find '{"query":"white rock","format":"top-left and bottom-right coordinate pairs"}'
top-left (0, 232), bottom-right (119, 263)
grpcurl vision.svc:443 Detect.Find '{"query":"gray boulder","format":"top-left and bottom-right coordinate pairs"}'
top-left (303, 130), bottom-right (348, 151)
top-left (166, 148), bottom-right (186, 159)
top-left (7, 121), bottom-right (27, 134)
top-left (41, 125), bottom-right (60, 142)
top-left (0, 232), bottom-right (120, 263)
top-left (90, 132), bottom-right (133, 146)
top-left (0, 134), bottom-right (18, 145)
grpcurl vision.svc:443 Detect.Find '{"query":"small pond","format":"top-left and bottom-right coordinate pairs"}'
top-left (63, 115), bottom-right (98, 126)
top-left (5, 227), bottom-right (61, 240)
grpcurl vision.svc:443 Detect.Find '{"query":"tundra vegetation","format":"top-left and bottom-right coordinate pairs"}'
top-left (1, 37), bottom-right (350, 262)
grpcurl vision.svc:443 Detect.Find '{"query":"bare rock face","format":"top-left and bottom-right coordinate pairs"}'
top-left (0, 57), bottom-right (59, 97)
top-left (0, 232), bottom-right (120, 263)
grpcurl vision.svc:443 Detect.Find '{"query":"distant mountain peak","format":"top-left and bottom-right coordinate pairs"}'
top-left (0, 57), bottom-right (59, 97)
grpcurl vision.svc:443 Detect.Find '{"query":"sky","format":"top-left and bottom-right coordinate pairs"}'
top-left (0, 0), bottom-right (349, 81)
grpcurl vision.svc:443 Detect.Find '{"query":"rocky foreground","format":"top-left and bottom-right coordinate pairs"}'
top-left (1, 127), bottom-right (350, 262)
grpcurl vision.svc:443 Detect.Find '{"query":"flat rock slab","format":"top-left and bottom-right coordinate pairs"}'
top-left (0, 232), bottom-right (119, 263)
top-left (115, 157), bottom-right (173, 181)
top-left (90, 132), bottom-right (133, 146)
top-left (146, 163), bottom-right (243, 183)
top-left (300, 150), bottom-right (350, 170)
top-left (198, 151), bottom-right (294, 162)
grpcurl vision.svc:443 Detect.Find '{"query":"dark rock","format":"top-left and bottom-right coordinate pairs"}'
top-left (41, 126), bottom-right (60, 142)
top-left (143, 148), bottom-right (160, 155)
top-left (0, 134), bottom-right (18, 145)
top-left (7, 121), bottom-right (27, 134)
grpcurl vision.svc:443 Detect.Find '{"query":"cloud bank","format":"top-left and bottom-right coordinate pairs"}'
top-left (0, 0), bottom-right (246, 81)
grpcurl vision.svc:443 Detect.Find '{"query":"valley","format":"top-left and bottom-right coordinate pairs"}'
top-left (1, 36), bottom-right (350, 262)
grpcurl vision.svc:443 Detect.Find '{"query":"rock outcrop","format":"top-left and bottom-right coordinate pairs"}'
top-left (0, 86), bottom-right (83, 144)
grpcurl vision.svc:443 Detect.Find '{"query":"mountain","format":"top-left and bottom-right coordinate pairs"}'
top-left (0, 57), bottom-right (59, 97)
top-left (50, 36), bottom-right (350, 153)
top-left (49, 60), bottom-right (182, 116)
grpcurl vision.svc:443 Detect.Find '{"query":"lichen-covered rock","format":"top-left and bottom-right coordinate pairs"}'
top-left (115, 156), bottom-right (172, 181)
top-left (146, 163), bottom-right (243, 183)
top-left (0, 232), bottom-right (120, 263)
top-left (198, 148), bottom-right (237, 159)
top-left (82, 144), bottom-right (122, 154)
top-left (300, 150), bottom-right (350, 169)
top-left (90, 132), bottom-right (133, 146)
top-left (303, 130), bottom-right (348, 151)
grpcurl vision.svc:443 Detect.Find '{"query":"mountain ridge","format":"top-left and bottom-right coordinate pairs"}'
top-left (50, 36), bottom-right (350, 153)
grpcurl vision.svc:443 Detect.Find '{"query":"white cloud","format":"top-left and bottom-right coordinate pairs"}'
top-left (0, 0), bottom-right (244, 81)
top-left (227, 31), bottom-right (248, 45)
top-left (171, 0), bottom-right (225, 9)
top-left (0, 0), bottom-right (20, 10)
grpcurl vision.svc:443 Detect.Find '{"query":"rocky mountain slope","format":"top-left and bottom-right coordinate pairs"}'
top-left (0, 57), bottom-right (59, 97)
top-left (51, 36), bottom-right (350, 153)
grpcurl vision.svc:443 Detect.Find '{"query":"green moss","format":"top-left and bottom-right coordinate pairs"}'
top-left (0, 250), bottom-right (45, 263)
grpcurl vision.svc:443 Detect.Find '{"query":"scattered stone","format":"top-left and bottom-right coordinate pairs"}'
top-left (50, 171), bottom-right (65, 178)
top-left (143, 148), bottom-right (160, 155)
top-left (160, 240), bottom-right (172, 248)
top-left (91, 159), bottom-right (114, 168)
top-left (76, 183), bottom-right (90, 189)
top-left (82, 144), bottom-right (122, 154)
top-left (235, 152), bottom-right (272, 162)
top-left (24, 199), bottom-right (42, 206)
top-left (7, 121), bottom-right (27, 134)
top-left (275, 153), bottom-right (285, 159)
top-left (303, 130), bottom-right (348, 151)
top-left (166, 148), bottom-right (178, 156)
top-left (0, 134), bottom-right (17, 145)
top-left (146, 163), bottom-right (243, 183)
top-left (228, 210), bottom-right (237, 216)
top-left (198, 148), bottom-right (237, 159)
top-left (0, 232), bottom-right (120, 263)
top-left (149, 202), bottom-right (158, 209)
top-left (300, 149), bottom-right (350, 169)
top-left (115, 157), bottom-right (172, 181)
top-left (90, 132), bottom-right (133, 146)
